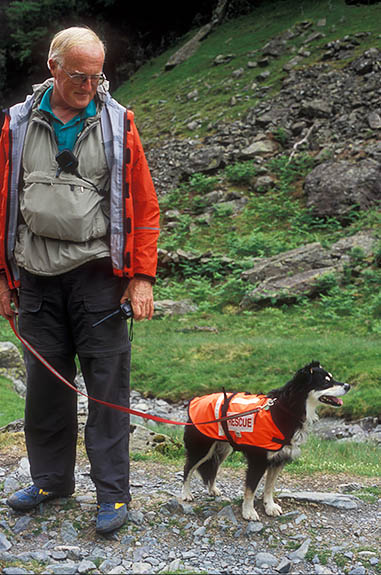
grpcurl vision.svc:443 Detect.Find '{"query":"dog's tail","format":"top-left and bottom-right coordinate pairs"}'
top-left (197, 442), bottom-right (232, 485)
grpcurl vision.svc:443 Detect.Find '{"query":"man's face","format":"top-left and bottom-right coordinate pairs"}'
top-left (49, 44), bottom-right (105, 110)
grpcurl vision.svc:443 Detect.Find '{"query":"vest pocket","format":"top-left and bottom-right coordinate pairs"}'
top-left (21, 171), bottom-right (108, 242)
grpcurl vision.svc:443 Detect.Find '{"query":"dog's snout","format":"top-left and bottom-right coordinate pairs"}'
top-left (343, 383), bottom-right (350, 392)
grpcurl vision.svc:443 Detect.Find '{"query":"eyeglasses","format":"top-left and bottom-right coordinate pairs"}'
top-left (60, 66), bottom-right (106, 86)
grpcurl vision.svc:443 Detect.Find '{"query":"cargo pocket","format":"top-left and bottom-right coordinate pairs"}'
top-left (75, 294), bottom-right (129, 357)
top-left (19, 289), bottom-right (43, 314)
top-left (18, 289), bottom-right (44, 347)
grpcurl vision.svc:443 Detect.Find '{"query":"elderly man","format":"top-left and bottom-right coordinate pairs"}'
top-left (0, 26), bottom-right (160, 534)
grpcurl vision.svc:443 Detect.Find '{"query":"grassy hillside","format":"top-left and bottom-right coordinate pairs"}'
top-left (0, 0), bottom-right (380, 425)
top-left (114, 0), bottom-right (381, 141)
top-left (115, 0), bottom-right (381, 419)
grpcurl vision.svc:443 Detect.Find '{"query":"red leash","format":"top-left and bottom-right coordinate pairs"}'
top-left (9, 317), bottom-right (274, 427)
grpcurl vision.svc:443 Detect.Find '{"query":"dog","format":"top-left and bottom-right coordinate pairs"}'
top-left (182, 361), bottom-right (350, 521)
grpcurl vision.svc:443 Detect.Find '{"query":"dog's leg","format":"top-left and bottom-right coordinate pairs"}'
top-left (206, 443), bottom-right (232, 497)
top-left (242, 453), bottom-right (267, 521)
top-left (263, 463), bottom-right (284, 516)
top-left (182, 441), bottom-right (217, 501)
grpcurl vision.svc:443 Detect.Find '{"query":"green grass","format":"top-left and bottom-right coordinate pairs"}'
top-left (0, 376), bottom-right (25, 427)
top-left (286, 436), bottom-right (381, 476)
top-left (1, 303), bottom-right (380, 421)
top-left (131, 422), bottom-right (381, 478)
top-left (128, 309), bottom-right (381, 419)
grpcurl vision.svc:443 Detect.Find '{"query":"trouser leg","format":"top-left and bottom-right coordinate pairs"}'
top-left (79, 351), bottom-right (131, 504)
top-left (23, 351), bottom-right (77, 494)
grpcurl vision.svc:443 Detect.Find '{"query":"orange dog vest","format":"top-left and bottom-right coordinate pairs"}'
top-left (189, 392), bottom-right (287, 451)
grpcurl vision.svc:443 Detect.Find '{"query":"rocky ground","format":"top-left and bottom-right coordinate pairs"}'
top-left (0, 391), bottom-right (380, 575)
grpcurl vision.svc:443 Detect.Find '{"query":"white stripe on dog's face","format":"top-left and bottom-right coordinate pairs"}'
top-left (309, 382), bottom-right (350, 409)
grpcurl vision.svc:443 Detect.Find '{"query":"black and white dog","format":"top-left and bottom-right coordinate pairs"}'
top-left (182, 361), bottom-right (350, 521)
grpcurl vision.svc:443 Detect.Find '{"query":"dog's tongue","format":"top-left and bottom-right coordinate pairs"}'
top-left (321, 395), bottom-right (343, 406)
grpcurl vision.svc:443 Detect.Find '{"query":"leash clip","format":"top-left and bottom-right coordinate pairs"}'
top-left (263, 398), bottom-right (276, 410)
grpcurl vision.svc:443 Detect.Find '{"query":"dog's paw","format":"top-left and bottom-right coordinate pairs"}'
top-left (264, 501), bottom-right (282, 517)
top-left (181, 490), bottom-right (194, 502)
top-left (208, 485), bottom-right (222, 497)
top-left (242, 506), bottom-right (260, 522)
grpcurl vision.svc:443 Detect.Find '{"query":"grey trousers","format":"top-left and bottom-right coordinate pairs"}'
top-left (18, 259), bottom-right (131, 504)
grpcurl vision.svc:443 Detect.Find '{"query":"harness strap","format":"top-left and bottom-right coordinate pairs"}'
top-left (220, 390), bottom-right (243, 451)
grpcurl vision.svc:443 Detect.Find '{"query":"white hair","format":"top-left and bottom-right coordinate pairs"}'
top-left (47, 26), bottom-right (105, 68)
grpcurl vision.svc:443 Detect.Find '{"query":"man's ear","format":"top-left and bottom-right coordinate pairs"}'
top-left (47, 58), bottom-right (57, 76)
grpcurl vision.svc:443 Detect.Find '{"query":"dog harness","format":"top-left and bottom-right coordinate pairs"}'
top-left (189, 392), bottom-right (287, 451)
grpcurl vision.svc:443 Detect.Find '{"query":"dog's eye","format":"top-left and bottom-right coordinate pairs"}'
top-left (325, 375), bottom-right (331, 381)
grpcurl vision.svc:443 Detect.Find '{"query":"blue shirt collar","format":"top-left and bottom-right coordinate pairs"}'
top-left (39, 86), bottom-right (96, 122)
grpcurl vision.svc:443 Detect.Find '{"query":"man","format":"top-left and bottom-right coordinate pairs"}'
top-left (0, 26), bottom-right (160, 534)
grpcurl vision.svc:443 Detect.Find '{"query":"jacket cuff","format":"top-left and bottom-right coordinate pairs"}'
top-left (133, 273), bottom-right (156, 285)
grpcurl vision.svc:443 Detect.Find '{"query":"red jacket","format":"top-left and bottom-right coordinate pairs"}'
top-left (0, 86), bottom-right (160, 288)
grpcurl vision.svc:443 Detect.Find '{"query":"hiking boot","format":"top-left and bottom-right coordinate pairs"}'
top-left (96, 502), bottom-right (128, 534)
top-left (7, 484), bottom-right (67, 511)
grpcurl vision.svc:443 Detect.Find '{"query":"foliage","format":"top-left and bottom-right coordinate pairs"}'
top-left (224, 161), bottom-right (257, 185)
top-left (0, 376), bottom-right (25, 427)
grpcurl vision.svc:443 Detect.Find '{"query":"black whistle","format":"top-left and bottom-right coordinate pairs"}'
top-left (92, 302), bottom-right (133, 328)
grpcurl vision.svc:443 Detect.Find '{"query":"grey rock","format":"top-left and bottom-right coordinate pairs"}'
top-left (304, 159), bottom-right (381, 217)
top-left (214, 54), bottom-right (235, 65)
top-left (131, 561), bottom-right (153, 574)
top-left (3, 569), bottom-right (31, 575)
top-left (277, 557), bottom-right (292, 573)
top-left (278, 490), bottom-right (359, 509)
top-left (288, 538), bottom-right (311, 561)
top-left (3, 477), bottom-right (20, 494)
top-left (368, 111), bottom-right (381, 129)
top-left (315, 566), bottom-right (334, 574)
top-left (154, 299), bottom-right (198, 316)
top-left (349, 566), bottom-right (367, 575)
top-left (194, 526), bottom-right (206, 537)
top-left (246, 521), bottom-right (264, 535)
top-left (240, 139), bottom-right (278, 158)
top-left (127, 509), bottom-right (145, 524)
top-left (241, 266), bottom-right (336, 308)
top-left (255, 551), bottom-right (279, 567)
top-left (12, 515), bottom-right (33, 534)
top-left (99, 557), bottom-right (122, 573)
top-left (217, 505), bottom-right (238, 524)
top-left (60, 520), bottom-right (78, 542)
top-left (0, 532), bottom-right (12, 551)
top-left (78, 560), bottom-right (97, 574)
top-left (44, 563), bottom-right (78, 575)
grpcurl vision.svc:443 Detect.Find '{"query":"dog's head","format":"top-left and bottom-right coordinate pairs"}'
top-left (297, 361), bottom-right (350, 408)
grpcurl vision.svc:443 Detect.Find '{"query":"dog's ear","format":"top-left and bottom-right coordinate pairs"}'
top-left (305, 360), bottom-right (321, 373)
top-left (293, 364), bottom-right (313, 384)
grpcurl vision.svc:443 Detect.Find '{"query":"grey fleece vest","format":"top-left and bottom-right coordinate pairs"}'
top-left (7, 80), bottom-right (127, 279)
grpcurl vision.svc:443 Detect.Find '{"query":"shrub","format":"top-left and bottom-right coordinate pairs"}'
top-left (224, 161), bottom-right (257, 185)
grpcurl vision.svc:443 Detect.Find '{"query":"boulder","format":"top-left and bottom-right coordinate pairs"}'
top-left (304, 159), bottom-right (381, 217)
top-left (240, 267), bottom-right (336, 309)
top-left (240, 231), bottom-right (376, 309)
top-left (241, 243), bottom-right (333, 284)
top-left (154, 299), bottom-right (198, 316)
top-left (240, 139), bottom-right (278, 158)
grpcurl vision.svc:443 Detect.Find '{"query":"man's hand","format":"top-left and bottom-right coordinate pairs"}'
top-left (0, 276), bottom-right (18, 320)
top-left (122, 278), bottom-right (154, 321)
